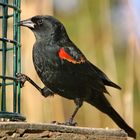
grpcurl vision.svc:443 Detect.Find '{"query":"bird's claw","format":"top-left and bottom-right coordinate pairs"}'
top-left (65, 118), bottom-right (77, 126)
top-left (41, 87), bottom-right (54, 98)
top-left (16, 73), bottom-right (27, 88)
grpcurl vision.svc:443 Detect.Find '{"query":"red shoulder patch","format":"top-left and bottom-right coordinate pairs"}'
top-left (58, 48), bottom-right (85, 64)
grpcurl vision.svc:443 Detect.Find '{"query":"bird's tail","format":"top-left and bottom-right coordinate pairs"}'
top-left (86, 95), bottom-right (136, 139)
top-left (105, 80), bottom-right (121, 90)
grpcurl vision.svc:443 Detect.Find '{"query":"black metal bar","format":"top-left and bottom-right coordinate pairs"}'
top-left (0, 75), bottom-right (17, 81)
top-left (0, 2), bottom-right (21, 11)
top-left (0, 82), bottom-right (14, 86)
top-left (1, 0), bottom-right (8, 112)
top-left (0, 14), bottom-right (14, 18)
top-left (13, 0), bottom-right (18, 113)
top-left (0, 112), bottom-right (26, 121)
top-left (0, 37), bottom-right (19, 45)
top-left (16, 0), bottom-right (21, 114)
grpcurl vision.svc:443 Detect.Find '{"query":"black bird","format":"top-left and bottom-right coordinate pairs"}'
top-left (18, 15), bottom-right (136, 138)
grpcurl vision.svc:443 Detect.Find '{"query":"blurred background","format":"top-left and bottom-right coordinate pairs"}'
top-left (0, 0), bottom-right (140, 139)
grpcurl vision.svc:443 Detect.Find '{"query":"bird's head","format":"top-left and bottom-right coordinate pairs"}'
top-left (19, 15), bottom-right (68, 41)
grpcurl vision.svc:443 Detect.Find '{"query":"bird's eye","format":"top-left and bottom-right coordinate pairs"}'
top-left (37, 19), bottom-right (43, 25)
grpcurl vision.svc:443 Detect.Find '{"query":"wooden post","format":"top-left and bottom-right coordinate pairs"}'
top-left (0, 122), bottom-right (127, 139)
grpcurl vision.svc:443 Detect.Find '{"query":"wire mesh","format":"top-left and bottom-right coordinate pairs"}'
top-left (0, 0), bottom-right (25, 121)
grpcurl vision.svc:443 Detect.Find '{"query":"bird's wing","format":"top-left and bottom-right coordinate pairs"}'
top-left (58, 46), bottom-right (86, 64)
top-left (89, 62), bottom-right (121, 90)
top-left (58, 45), bottom-right (121, 92)
top-left (57, 45), bottom-right (110, 94)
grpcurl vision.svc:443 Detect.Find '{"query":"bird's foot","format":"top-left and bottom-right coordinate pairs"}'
top-left (41, 87), bottom-right (54, 98)
top-left (16, 73), bottom-right (27, 88)
top-left (65, 118), bottom-right (77, 126)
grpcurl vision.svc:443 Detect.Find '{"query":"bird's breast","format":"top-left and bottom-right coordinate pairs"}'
top-left (32, 43), bottom-right (62, 84)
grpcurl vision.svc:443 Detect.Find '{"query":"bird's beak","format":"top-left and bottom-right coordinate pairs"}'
top-left (19, 19), bottom-right (35, 29)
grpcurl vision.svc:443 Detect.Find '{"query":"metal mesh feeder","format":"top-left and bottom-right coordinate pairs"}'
top-left (0, 0), bottom-right (25, 121)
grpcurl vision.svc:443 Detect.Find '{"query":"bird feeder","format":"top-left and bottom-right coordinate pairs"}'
top-left (0, 0), bottom-right (25, 121)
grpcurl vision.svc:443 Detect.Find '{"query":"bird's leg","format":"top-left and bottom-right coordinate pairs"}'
top-left (41, 86), bottom-right (54, 97)
top-left (16, 73), bottom-right (54, 97)
top-left (51, 98), bottom-right (83, 126)
top-left (65, 98), bottom-right (83, 126)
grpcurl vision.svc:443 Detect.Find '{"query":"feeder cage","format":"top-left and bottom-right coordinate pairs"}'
top-left (0, 0), bottom-right (25, 121)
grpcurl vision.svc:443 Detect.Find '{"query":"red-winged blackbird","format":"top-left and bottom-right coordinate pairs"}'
top-left (19, 15), bottom-right (136, 138)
